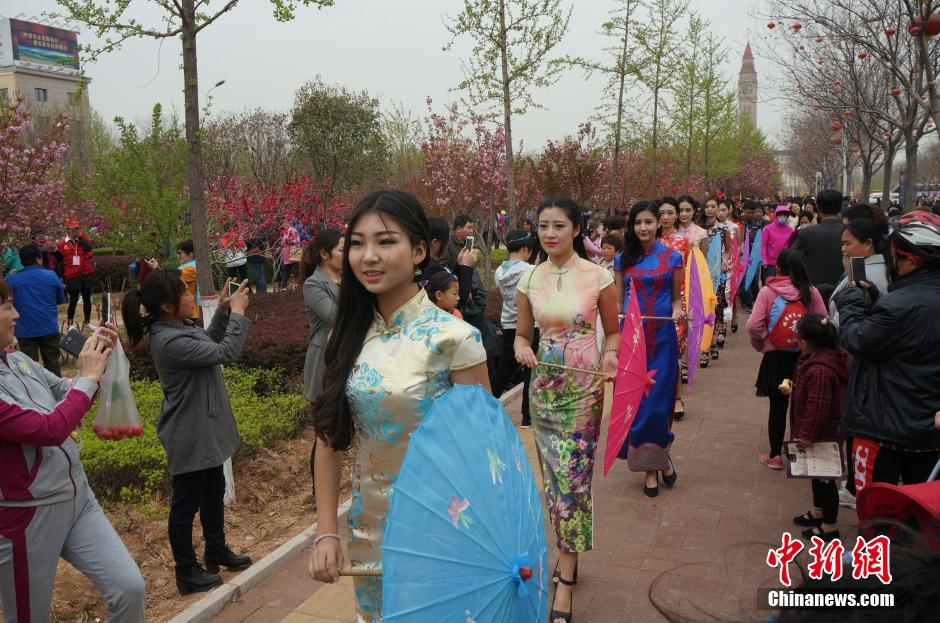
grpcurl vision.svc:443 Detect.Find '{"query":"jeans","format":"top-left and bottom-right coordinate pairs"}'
top-left (277, 263), bottom-right (295, 289)
top-left (168, 465), bottom-right (226, 570)
top-left (17, 332), bottom-right (61, 376)
top-left (248, 260), bottom-right (267, 294)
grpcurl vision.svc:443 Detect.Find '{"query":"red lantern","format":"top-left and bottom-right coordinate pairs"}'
top-left (799, 45), bottom-right (805, 51)
top-left (844, 110), bottom-right (853, 117)
top-left (792, 23), bottom-right (803, 31)
top-left (910, 25), bottom-right (922, 36)
top-left (884, 130), bottom-right (892, 137)
top-left (767, 21), bottom-right (776, 29)
top-left (909, 15), bottom-right (940, 38)
top-left (815, 36), bottom-right (823, 43)
top-left (818, 58), bottom-right (825, 65)
top-left (891, 87), bottom-right (902, 97)
top-left (886, 27), bottom-right (897, 36)
top-left (835, 79), bottom-right (842, 86)
top-left (831, 135), bottom-right (842, 145)
top-left (858, 51), bottom-right (868, 60)
top-left (831, 121), bottom-right (843, 132)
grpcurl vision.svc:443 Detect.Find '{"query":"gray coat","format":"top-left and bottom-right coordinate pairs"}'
top-left (148, 311), bottom-right (251, 475)
top-left (303, 266), bottom-right (339, 401)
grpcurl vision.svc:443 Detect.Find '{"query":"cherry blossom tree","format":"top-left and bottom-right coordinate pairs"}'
top-left (0, 99), bottom-right (71, 246)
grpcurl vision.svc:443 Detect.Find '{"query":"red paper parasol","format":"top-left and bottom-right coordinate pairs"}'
top-left (857, 482), bottom-right (940, 552)
top-left (727, 232), bottom-right (743, 309)
top-left (604, 279), bottom-right (656, 476)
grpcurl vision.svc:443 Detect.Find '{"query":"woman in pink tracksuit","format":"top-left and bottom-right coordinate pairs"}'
top-left (0, 278), bottom-right (145, 622)
top-left (760, 205), bottom-right (797, 282)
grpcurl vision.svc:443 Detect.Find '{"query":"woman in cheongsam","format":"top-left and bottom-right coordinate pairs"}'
top-left (615, 201), bottom-right (684, 498)
top-left (514, 196), bottom-right (620, 623)
top-left (657, 196), bottom-right (690, 417)
top-left (307, 190), bottom-right (489, 622)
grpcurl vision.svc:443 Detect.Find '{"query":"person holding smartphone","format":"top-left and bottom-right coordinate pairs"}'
top-left (122, 271), bottom-right (253, 594)
top-left (828, 219), bottom-right (890, 329)
top-left (0, 278), bottom-right (146, 622)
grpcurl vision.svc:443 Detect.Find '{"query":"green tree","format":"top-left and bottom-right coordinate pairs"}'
top-left (634, 0), bottom-right (689, 194)
top-left (444, 0), bottom-right (571, 215)
top-left (287, 77), bottom-right (389, 194)
top-left (382, 102), bottom-right (424, 187)
top-left (87, 103), bottom-right (189, 259)
top-left (52, 0), bottom-right (336, 300)
top-left (667, 12), bottom-right (707, 181)
top-left (561, 0), bottom-right (644, 212)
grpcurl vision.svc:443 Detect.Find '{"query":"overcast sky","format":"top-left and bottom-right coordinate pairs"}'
top-left (2, 0), bottom-right (786, 148)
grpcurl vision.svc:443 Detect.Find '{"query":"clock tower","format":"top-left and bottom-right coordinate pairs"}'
top-left (738, 42), bottom-right (758, 127)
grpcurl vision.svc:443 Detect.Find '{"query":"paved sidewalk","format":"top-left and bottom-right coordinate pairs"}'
top-left (211, 328), bottom-right (858, 623)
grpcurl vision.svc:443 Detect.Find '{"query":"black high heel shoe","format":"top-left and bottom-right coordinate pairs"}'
top-left (662, 460), bottom-right (677, 488)
top-left (673, 398), bottom-right (685, 421)
top-left (710, 345), bottom-right (719, 360)
top-left (699, 352), bottom-right (709, 368)
top-left (644, 473), bottom-right (659, 498)
top-left (552, 561), bottom-right (578, 585)
top-left (550, 573), bottom-right (576, 623)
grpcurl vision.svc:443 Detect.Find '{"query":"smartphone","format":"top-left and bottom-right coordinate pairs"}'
top-left (464, 236), bottom-right (474, 253)
top-left (848, 257), bottom-right (867, 284)
top-left (229, 281), bottom-right (240, 295)
top-left (59, 328), bottom-right (87, 358)
top-left (100, 292), bottom-right (111, 324)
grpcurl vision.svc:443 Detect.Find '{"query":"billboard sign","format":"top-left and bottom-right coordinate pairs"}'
top-left (5, 18), bottom-right (79, 70)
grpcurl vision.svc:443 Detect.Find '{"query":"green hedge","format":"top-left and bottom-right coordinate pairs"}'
top-left (79, 366), bottom-right (308, 500)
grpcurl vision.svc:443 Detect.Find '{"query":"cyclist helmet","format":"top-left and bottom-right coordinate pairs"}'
top-left (890, 211), bottom-right (940, 264)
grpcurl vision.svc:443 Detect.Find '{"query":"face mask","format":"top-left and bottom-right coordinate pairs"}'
top-left (777, 216), bottom-right (788, 224)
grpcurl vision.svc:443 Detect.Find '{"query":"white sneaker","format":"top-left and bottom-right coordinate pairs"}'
top-left (838, 486), bottom-right (856, 509)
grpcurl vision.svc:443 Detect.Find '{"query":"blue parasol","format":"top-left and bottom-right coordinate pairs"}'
top-left (382, 384), bottom-right (548, 622)
top-left (706, 229), bottom-right (724, 294)
top-left (744, 229), bottom-right (762, 290)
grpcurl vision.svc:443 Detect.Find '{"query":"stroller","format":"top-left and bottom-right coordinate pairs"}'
top-left (856, 458), bottom-right (940, 552)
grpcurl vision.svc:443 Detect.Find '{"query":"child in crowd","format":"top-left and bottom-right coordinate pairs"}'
top-left (491, 229), bottom-right (537, 427)
top-left (424, 270), bottom-right (463, 319)
top-left (599, 232), bottom-right (623, 272)
top-left (785, 313), bottom-right (848, 542)
top-left (747, 248), bottom-right (828, 470)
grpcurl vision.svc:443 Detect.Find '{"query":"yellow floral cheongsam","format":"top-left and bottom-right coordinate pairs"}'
top-left (345, 289), bottom-right (486, 622)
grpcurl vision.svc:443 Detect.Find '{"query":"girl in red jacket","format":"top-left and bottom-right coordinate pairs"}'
top-left (788, 313), bottom-right (849, 542)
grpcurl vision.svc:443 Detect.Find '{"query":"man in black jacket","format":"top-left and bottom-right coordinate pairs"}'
top-left (834, 211), bottom-right (940, 490)
top-left (444, 214), bottom-right (475, 272)
top-left (794, 190), bottom-right (844, 301)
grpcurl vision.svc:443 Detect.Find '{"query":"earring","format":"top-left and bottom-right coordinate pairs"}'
top-left (414, 266), bottom-right (423, 277)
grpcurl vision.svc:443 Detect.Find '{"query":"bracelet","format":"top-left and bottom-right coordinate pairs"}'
top-left (602, 348), bottom-right (619, 356)
top-left (314, 533), bottom-right (340, 546)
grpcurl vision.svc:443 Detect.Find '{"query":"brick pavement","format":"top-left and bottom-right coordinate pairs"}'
top-left (210, 327), bottom-right (858, 623)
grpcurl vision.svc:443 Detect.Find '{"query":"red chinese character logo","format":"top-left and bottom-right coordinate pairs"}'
top-left (767, 532), bottom-right (804, 586)
top-left (851, 535), bottom-right (892, 585)
top-left (806, 536), bottom-right (845, 581)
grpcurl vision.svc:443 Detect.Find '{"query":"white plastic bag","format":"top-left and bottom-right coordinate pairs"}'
top-left (92, 340), bottom-right (143, 440)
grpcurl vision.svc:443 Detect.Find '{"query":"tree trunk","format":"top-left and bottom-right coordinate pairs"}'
top-left (859, 158), bottom-right (873, 204)
top-left (498, 0), bottom-right (516, 215)
top-left (181, 0), bottom-right (213, 299)
top-left (651, 80), bottom-right (661, 197)
top-left (485, 187), bottom-right (495, 290)
top-left (685, 92), bottom-right (694, 181)
top-left (903, 132), bottom-right (918, 210)
top-left (608, 2), bottom-right (632, 214)
top-left (880, 144), bottom-right (896, 213)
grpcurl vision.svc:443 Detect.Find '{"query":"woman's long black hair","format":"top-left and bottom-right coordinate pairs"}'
top-left (313, 190), bottom-right (430, 451)
top-left (300, 228), bottom-right (342, 282)
top-left (121, 269), bottom-right (187, 346)
top-left (775, 248), bottom-right (813, 307)
top-left (535, 196), bottom-right (587, 263)
top-left (619, 201), bottom-right (661, 271)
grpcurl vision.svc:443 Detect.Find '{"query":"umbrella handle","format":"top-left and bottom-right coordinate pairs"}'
top-left (618, 315), bottom-right (690, 323)
top-left (340, 567), bottom-right (382, 577)
top-left (538, 361), bottom-right (610, 378)
top-left (928, 458), bottom-right (940, 483)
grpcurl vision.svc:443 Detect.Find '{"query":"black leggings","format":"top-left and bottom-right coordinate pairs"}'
top-left (490, 327), bottom-right (538, 418)
top-left (869, 445), bottom-right (940, 487)
top-left (811, 478), bottom-right (839, 524)
top-left (67, 287), bottom-right (92, 324)
top-left (768, 395), bottom-right (790, 459)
